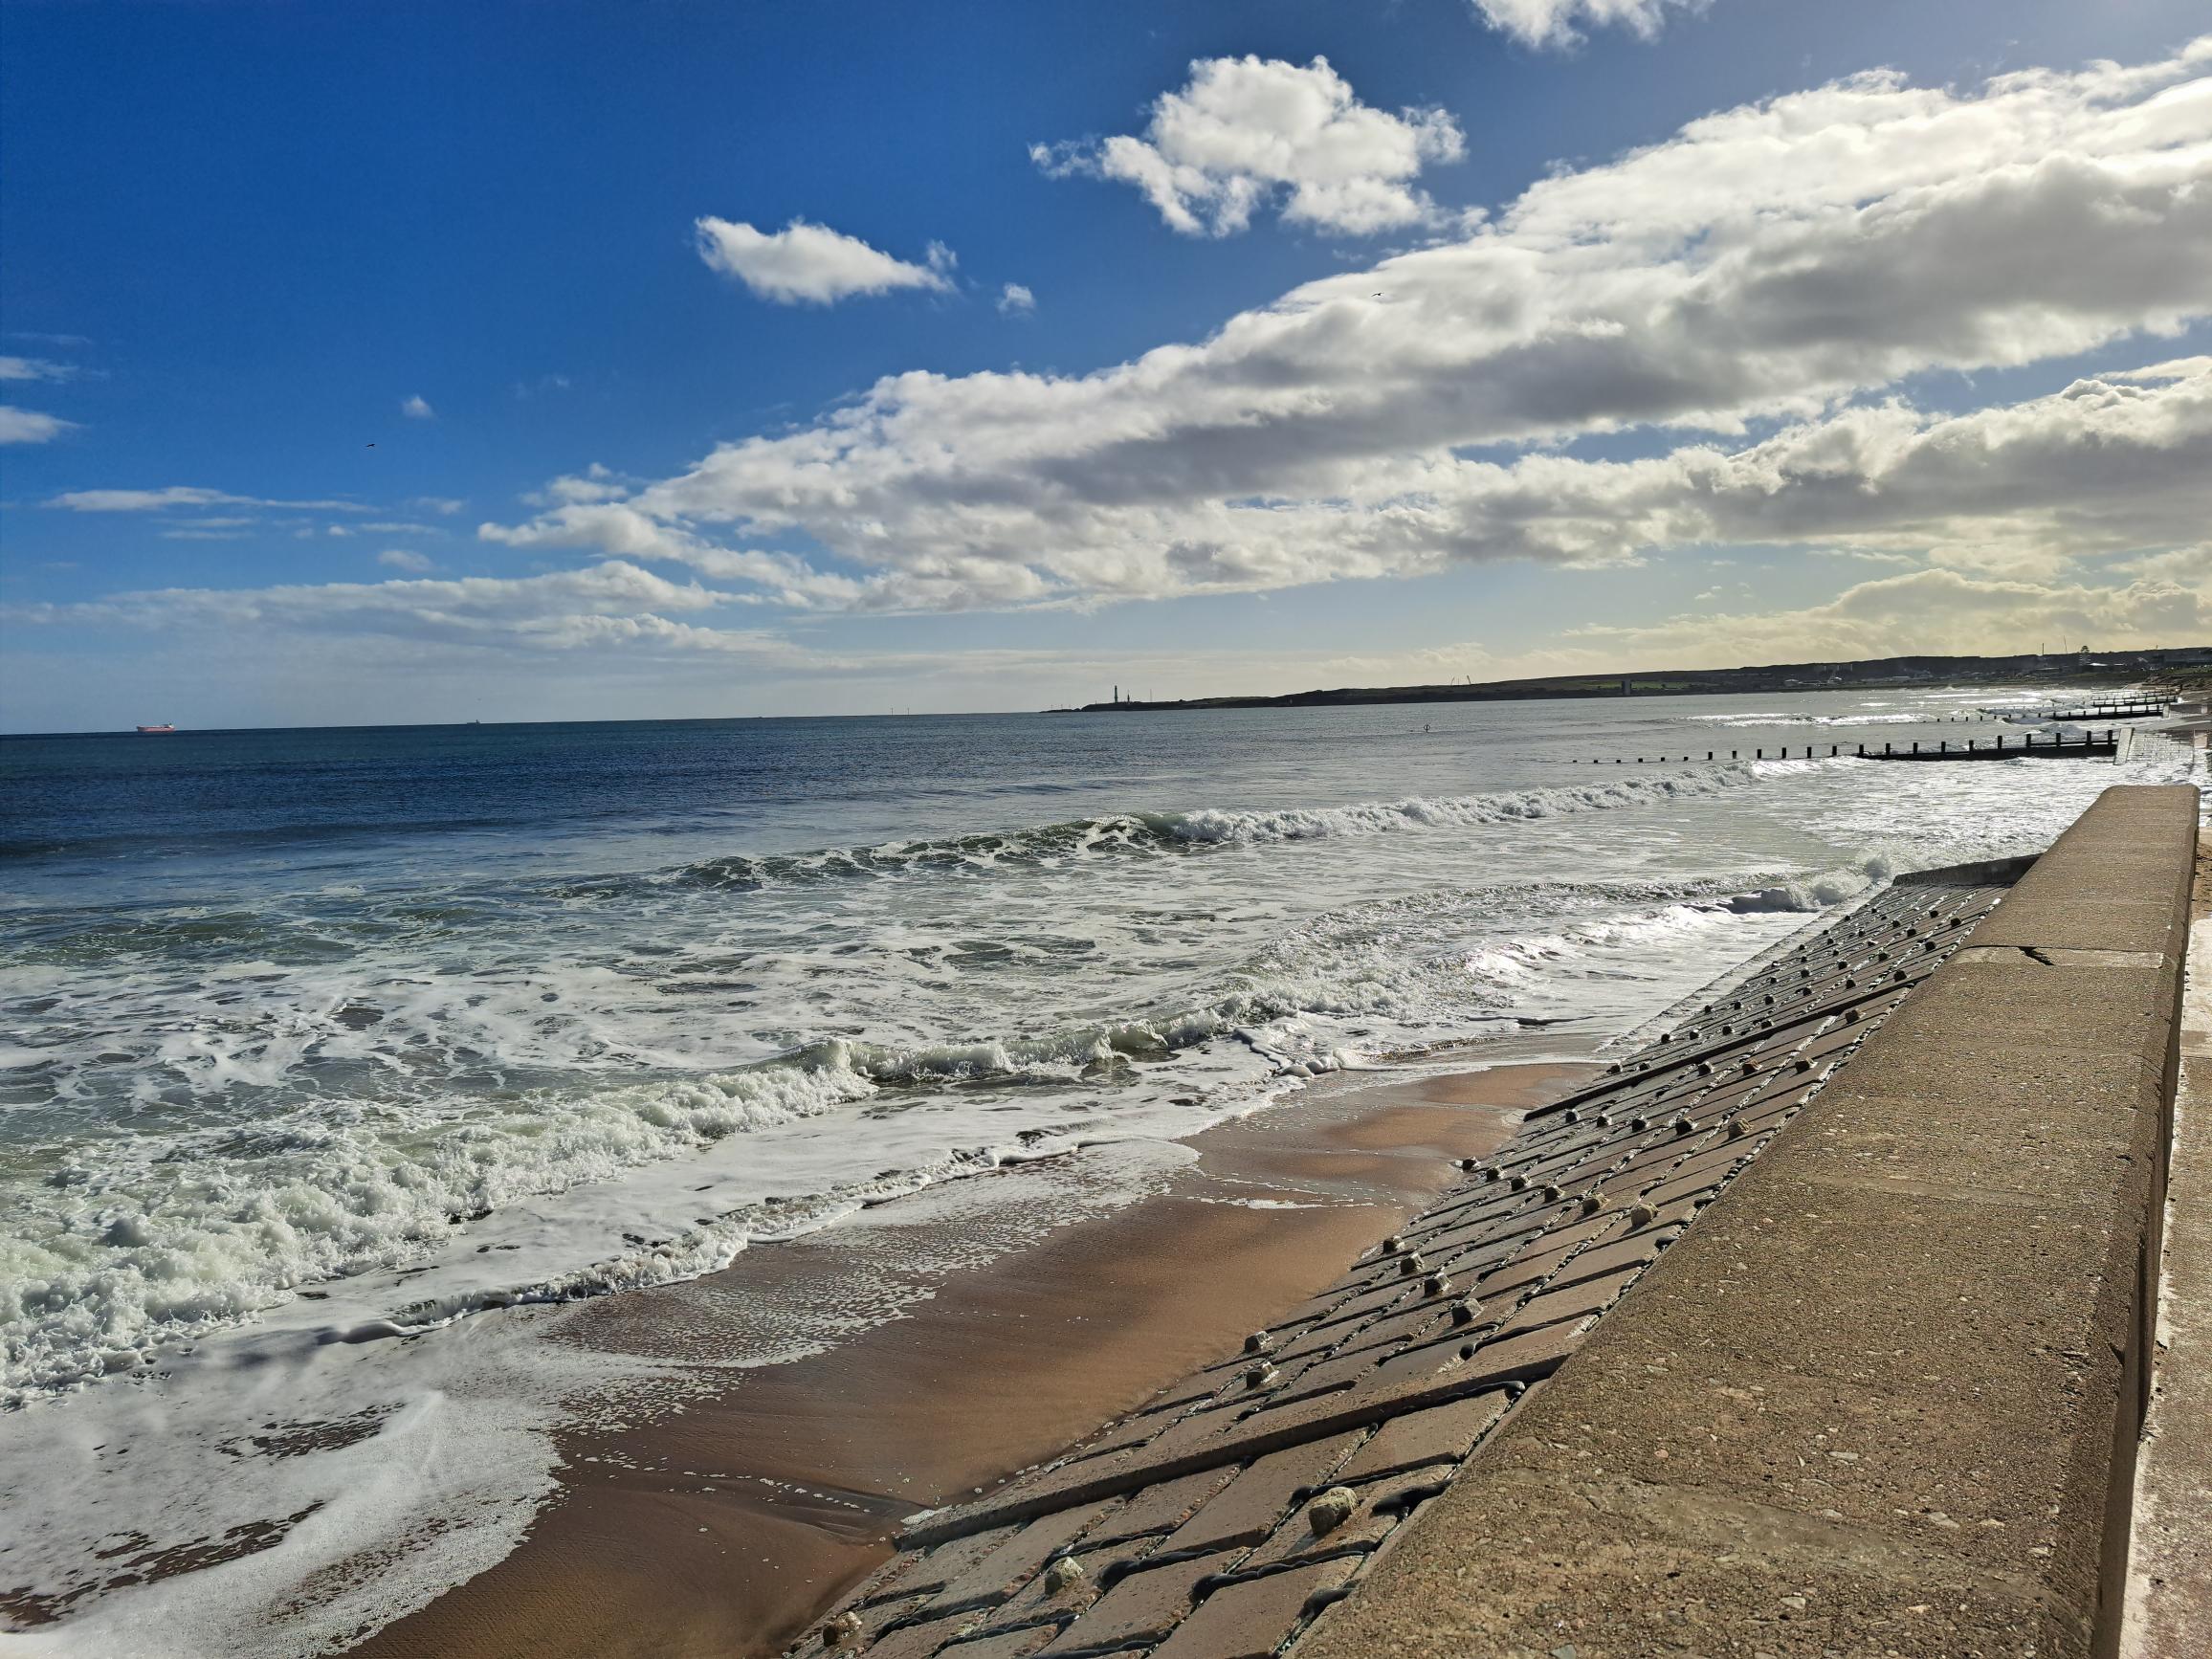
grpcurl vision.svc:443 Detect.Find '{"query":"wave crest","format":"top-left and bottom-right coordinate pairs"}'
top-left (665, 767), bottom-right (1757, 891)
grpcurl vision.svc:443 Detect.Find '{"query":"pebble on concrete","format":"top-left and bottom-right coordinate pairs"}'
top-left (1043, 1557), bottom-right (1086, 1597)
top-left (1307, 1487), bottom-right (1358, 1537)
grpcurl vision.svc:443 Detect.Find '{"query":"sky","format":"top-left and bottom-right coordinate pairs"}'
top-left (2, 0), bottom-right (2210, 731)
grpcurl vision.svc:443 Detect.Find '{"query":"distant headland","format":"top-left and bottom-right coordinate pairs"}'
top-left (1070, 645), bottom-right (2212, 713)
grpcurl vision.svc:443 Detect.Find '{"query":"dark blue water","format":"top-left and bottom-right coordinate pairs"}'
top-left (0, 699), bottom-right (1913, 888)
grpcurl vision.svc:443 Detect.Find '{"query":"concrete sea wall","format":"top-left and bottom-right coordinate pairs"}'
top-left (1300, 785), bottom-right (2199, 1658)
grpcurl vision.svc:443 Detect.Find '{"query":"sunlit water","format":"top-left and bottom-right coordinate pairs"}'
top-left (0, 687), bottom-right (2193, 1654)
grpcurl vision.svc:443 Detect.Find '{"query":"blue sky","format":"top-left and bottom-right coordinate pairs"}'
top-left (3, 0), bottom-right (2209, 729)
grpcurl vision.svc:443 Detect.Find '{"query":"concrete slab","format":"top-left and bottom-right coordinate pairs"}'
top-left (1147, 1559), bottom-right (1357, 1659)
top-left (1835, 1029), bottom-right (2165, 1117)
top-left (1161, 1434), bottom-right (1364, 1558)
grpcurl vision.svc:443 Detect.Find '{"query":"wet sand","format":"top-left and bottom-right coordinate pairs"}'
top-left (351, 1059), bottom-right (1593, 1659)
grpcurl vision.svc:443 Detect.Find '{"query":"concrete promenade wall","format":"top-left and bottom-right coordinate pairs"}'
top-left (2117, 725), bottom-right (2201, 772)
top-left (1301, 785), bottom-right (2199, 1659)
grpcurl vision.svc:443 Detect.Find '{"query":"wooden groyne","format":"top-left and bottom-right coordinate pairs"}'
top-left (1579, 728), bottom-right (2118, 764)
top-left (1992, 698), bottom-right (2170, 721)
top-left (1869, 726), bottom-right (2117, 761)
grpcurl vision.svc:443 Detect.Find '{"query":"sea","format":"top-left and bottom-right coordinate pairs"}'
top-left (0, 687), bottom-right (2196, 1654)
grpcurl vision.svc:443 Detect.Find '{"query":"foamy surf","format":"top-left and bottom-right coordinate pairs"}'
top-left (3, 865), bottom-right (1817, 1405)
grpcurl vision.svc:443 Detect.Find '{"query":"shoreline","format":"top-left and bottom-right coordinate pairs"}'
top-left (347, 1056), bottom-right (1595, 1659)
top-left (788, 847), bottom-right (2079, 1659)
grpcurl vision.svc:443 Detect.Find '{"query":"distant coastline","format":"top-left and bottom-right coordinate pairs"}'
top-left (1065, 645), bottom-right (2212, 713)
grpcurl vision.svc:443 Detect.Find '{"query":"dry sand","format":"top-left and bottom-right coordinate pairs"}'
top-left (350, 1058), bottom-right (1592, 1659)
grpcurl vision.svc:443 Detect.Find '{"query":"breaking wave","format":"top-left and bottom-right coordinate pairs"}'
top-left (661, 767), bottom-right (1756, 892)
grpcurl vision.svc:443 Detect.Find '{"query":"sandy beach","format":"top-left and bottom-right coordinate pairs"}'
top-left (349, 1056), bottom-right (1594, 1659)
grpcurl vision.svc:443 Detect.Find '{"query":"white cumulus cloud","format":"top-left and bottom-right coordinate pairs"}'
top-left (1471, 1), bottom-right (1706, 51)
top-left (401, 394), bottom-right (435, 420)
top-left (998, 282), bottom-right (1036, 316)
top-left (695, 217), bottom-right (956, 304)
top-left (1034, 55), bottom-right (1465, 236)
top-left (377, 549), bottom-right (434, 572)
top-left (1562, 564), bottom-right (2205, 666)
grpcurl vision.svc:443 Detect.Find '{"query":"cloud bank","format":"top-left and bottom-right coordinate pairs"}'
top-left (485, 41), bottom-right (2212, 617)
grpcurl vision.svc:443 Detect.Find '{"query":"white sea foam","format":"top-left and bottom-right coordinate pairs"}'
top-left (0, 1322), bottom-right (636, 1659)
top-left (1692, 709), bottom-right (1929, 727)
top-left (1146, 768), bottom-right (1752, 845)
top-left (2, 1061), bottom-right (879, 1400)
top-left (0, 1141), bottom-right (1186, 1659)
